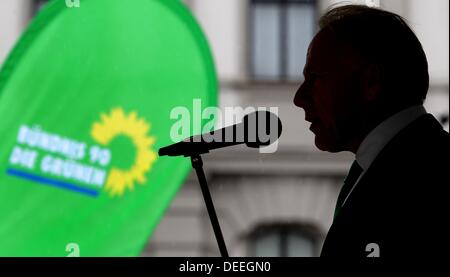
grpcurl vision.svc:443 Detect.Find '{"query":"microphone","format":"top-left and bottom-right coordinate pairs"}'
top-left (158, 110), bottom-right (282, 157)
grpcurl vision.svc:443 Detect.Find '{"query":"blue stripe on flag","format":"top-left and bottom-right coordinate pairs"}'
top-left (6, 168), bottom-right (99, 197)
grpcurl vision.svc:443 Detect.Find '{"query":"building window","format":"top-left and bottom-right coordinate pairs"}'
top-left (250, 0), bottom-right (316, 82)
top-left (247, 223), bottom-right (319, 257)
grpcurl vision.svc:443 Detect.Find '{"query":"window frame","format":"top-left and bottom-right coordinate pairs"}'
top-left (248, 0), bottom-right (318, 82)
top-left (246, 223), bottom-right (321, 257)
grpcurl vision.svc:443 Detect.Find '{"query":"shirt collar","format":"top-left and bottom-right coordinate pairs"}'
top-left (356, 105), bottom-right (426, 171)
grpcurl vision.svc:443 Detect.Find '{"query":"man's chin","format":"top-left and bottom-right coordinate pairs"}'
top-left (314, 136), bottom-right (341, 153)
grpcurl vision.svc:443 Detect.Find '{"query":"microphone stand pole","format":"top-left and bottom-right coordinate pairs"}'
top-left (190, 154), bottom-right (229, 257)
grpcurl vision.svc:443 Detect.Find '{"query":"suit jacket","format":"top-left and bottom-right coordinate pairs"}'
top-left (320, 114), bottom-right (449, 258)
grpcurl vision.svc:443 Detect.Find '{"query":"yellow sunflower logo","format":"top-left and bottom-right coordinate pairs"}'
top-left (91, 107), bottom-right (157, 196)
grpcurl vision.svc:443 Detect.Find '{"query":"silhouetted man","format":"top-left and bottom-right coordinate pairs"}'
top-left (294, 5), bottom-right (449, 257)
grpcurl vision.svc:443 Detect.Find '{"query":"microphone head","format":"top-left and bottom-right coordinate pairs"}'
top-left (158, 110), bottom-right (282, 157)
top-left (158, 145), bottom-right (172, 157)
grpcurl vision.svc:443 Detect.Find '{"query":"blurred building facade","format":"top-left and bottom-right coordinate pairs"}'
top-left (0, 0), bottom-right (448, 257)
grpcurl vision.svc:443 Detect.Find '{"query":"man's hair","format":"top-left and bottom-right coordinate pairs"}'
top-left (319, 5), bottom-right (429, 106)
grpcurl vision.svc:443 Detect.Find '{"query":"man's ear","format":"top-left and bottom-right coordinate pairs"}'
top-left (364, 63), bottom-right (384, 102)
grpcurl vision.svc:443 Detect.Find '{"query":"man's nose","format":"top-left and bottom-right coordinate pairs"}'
top-left (293, 83), bottom-right (308, 108)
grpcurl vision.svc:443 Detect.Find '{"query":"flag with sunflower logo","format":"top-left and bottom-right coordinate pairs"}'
top-left (0, 0), bottom-right (216, 256)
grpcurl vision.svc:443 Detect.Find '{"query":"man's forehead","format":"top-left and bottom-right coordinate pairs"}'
top-left (306, 29), bottom-right (357, 72)
top-left (309, 30), bottom-right (339, 60)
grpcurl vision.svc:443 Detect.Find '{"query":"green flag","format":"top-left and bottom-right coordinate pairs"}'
top-left (0, 0), bottom-right (217, 256)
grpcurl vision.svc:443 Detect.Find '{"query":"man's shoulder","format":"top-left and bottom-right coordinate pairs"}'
top-left (400, 113), bottom-right (447, 143)
top-left (321, 114), bottom-right (449, 258)
top-left (353, 113), bottom-right (448, 213)
top-left (375, 113), bottom-right (448, 166)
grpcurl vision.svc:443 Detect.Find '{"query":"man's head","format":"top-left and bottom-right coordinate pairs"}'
top-left (293, 5), bottom-right (429, 153)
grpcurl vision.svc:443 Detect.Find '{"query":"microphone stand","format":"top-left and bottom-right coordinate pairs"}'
top-left (190, 154), bottom-right (229, 257)
top-left (159, 111), bottom-right (282, 257)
